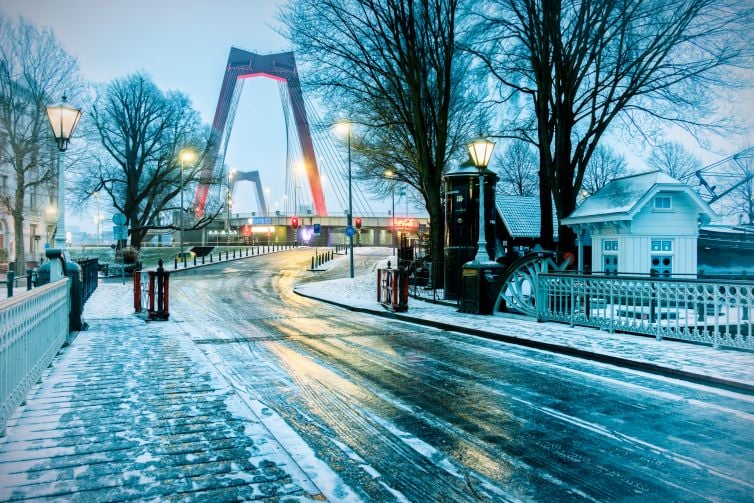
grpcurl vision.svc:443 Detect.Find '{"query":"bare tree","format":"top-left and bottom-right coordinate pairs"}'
top-left (74, 73), bottom-right (218, 250)
top-left (581, 145), bottom-right (627, 196)
top-left (471, 0), bottom-right (754, 252)
top-left (647, 141), bottom-right (701, 185)
top-left (0, 14), bottom-right (83, 275)
top-left (281, 0), bottom-right (479, 269)
top-left (494, 141), bottom-right (538, 196)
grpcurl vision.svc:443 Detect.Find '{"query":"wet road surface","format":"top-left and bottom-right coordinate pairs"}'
top-left (169, 249), bottom-right (754, 502)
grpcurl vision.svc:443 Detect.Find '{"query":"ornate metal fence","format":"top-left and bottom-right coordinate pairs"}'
top-left (537, 273), bottom-right (754, 350)
top-left (0, 278), bottom-right (70, 434)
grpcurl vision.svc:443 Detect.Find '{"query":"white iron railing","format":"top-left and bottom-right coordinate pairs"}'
top-left (537, 273), bottom-right (754, 350)
top-left (0, 278), bottom-right (70, 434)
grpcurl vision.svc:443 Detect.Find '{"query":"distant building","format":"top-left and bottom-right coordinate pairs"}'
top-left (562, 170), bottom-right (716, 276)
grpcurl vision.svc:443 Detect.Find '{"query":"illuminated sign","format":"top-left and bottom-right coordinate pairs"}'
top-left (208, 230), bottom-right (238, 236)
top-left (251, 226), bottom-right (275, 234)
top-left (394, 218), bottom-right (419, 230)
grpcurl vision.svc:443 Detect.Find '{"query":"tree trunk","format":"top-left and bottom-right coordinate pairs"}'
top-left (13, 169), bottom-right (26, 275)
top-left (538, 162), bottom-right (554, 250)
top-left (12, 210), bottom-right (25, 276)
top-left (426, 185), bottom-right (445, 289)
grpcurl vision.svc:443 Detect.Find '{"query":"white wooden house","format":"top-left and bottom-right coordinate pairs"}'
top-left (562, 170), bottom-right (716, 277)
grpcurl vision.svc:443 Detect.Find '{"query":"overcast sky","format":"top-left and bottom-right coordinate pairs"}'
top-left (2, 0), bottom-right (319, 231)
top-left (3, 0), bottom-right (753, 232)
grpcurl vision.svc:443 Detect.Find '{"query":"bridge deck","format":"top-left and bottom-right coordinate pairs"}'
top-left (0, 284), bottom-right (325, 501)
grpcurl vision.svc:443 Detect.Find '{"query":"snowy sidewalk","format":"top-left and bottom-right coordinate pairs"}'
top-left (294, 250), bottom-right (754, 392)
top-left (0, 283), bottom-right (325, 501)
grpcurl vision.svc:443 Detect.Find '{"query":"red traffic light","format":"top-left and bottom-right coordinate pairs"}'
top-left (291, 217), bottom-right (299, 229)
top-left (355, 217), bottom-right (362, 230)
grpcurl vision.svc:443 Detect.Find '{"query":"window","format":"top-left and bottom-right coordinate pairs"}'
top-left (602, 239), bottom-right (619, 275)
top-left (650, 239), bottom-right (673, 277)
top-left (654, 196), bottom-right (672, 210)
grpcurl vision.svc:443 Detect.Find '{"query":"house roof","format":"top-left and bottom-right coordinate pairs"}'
top-left (562, 170), bottom-right (716, 225)
top-left (496, 195), bottom-right (559, 239)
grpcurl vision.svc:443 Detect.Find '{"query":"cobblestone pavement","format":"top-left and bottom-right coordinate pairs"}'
top-left (0, 284), bottom-right (328, 501)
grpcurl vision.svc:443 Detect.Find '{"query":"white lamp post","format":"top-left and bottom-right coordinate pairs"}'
top-left (335, 120), bottom-right (354, 278)
top-left (46, 96), bottom-right (82, 250)
top-left (179, 149), bottom-right (196, 263)
top-left (467, 137), bottom-right (495, 263)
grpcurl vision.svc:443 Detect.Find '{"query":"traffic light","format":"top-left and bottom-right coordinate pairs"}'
top-left (355, 217), bottom-right (362, 230)
top-left (291, 217), bottom-right (299, 230)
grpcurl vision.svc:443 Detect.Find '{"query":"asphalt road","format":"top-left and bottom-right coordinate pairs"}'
top-left (169, 248), bottom-right (754, 502)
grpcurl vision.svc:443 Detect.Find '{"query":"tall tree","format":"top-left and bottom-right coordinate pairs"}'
top-left (76, 72), bottom-right (218, 250)
top-left (581, 145), bottom-right (627, 196)
top-left (647, 141), bottom-right (701, 185)
top-left (494, 141), bottom-right (538, 196)
top-left (472, 0), bottom-right (753, 252)
top-left (0, 15), bottom-right (82, 274)
top-left (281, 0), bottom-right (478, 270)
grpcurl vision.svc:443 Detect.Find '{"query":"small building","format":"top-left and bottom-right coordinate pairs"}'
top-left (495, 195), bottom-right (558, 258)
top-left (562, 170), bottom-right (716, 277)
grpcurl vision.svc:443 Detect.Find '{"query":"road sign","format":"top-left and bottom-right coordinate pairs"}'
top-left (313, 223), bottom-right (321, 235)
top-left (346, 226), bottom-right (355, 237)
top-left (112, 213), bottom-right (126, 225)
top-left (113, 225), bottom-right (128, 240)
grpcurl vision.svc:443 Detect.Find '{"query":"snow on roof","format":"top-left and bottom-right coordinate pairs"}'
top-left (496, 195), bottom-right (559, 239)
top-left (563, 170), bottom-right (714, 224)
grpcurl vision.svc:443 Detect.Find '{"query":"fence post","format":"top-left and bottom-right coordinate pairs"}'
top-left (570, 277), bottom-right (575, 327)
top-left (536, 274), bottom-right (545, 322)
top-left (157, 260), bottom-right (165, 320)
top-left (134, 270), bottom-right (141, 312)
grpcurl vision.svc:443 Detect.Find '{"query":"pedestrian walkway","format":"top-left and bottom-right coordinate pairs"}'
top-left (294, 250), bottom-right (754, 393)
top-left (0, 284), bottom-right (327, 501)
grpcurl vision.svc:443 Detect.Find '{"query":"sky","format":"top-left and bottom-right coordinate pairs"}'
top-left (2, 0), bottom-right (753, 233)
top-left (2, 0), bottom-right (349, 232)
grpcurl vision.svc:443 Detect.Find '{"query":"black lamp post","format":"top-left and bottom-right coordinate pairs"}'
top-left (467, 137), bottom-right (495, 263)
top-left (459, 136), bottom-right (503, 315)
top-left (46, 97), bottom-right (82, 249)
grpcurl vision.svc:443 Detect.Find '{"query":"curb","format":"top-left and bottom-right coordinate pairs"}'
top-left (293, 288), bottom-right (754, 395)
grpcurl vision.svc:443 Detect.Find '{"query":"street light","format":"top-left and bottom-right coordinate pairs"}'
top-left (385, 168), bottom-right (396, 259)
top-left (45, 96), bottom-right (82, 250)
top-left (467, 136), bottom-right (495, 263)
top-left (335, 120), bottom-right (354, 278)
top-left (227, 169), bottom-right (235, 243)
top-left (178, 149), bottom-right (196, 263)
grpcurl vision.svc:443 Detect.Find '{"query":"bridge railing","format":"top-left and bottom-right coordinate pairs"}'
top-left (172, 242), bottom-right (298, 270)
top-left (536, 272), bottom-right (754, 350)
top-left (0, 278), bottom-right (70, 434)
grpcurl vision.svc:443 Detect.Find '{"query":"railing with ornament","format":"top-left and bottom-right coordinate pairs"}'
top-left (536, 273), bottom-right (754, 350)
top-left (0, 278), bottom-right (70, 434)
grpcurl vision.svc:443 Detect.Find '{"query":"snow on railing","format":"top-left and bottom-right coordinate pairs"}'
top-left (0, 278), bottom-right (70, 434)
top-left (537, 273), bottom-right (754, 350)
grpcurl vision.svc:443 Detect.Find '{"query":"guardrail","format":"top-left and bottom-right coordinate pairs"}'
top-left (537, 272), bottom-right (754, 350)
top-left (173, 243), bottom-right (298, 270)
top-left (0, 278), bottom-right (70, 434)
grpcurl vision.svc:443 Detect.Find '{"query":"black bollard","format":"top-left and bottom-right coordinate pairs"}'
top-left (194, 256), bottom-right (197, 267)
top-left (7, 270), bottom-right (14, 298)
top-left (210, 253), bottom-right (213, 263)
top-left (174, 257), bottom-right (178, 269)
top-left (202, 255), bottom-right (205, 265)
top-left (226, 251), bottom-right (228, 260)
top-left (26, 269), bottom-right (33, 290)
top-left (311, 257), bottom-right (315, 270)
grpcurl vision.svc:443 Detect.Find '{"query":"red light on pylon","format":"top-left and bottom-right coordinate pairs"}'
top-left (291, 217), bottom-right (299, 229)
